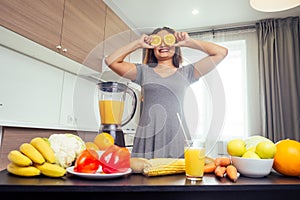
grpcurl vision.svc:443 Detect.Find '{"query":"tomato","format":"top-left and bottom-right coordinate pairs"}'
top-left (99, 145), bottom-right (130, 174)
top-left (74, 149), bottom-right (100, 173)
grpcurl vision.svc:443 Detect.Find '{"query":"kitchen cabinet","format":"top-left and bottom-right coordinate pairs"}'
top-left (0, 0), bottom-right (130, 72)
top-left (103, 6), bottom-right (131, 56)
top-left (0, 24), bottom-right (139, 132)
top-left (99, 6), bottom-right (139, 73)
top-left (0, 24), bottom-right (102, 130)
top-left (59, 72), bottom-right (99, 131)
top-left (0, 0), bottom-right (64, 55)
top-left (0, 45), bottom-right (63, 127)
top-left (84, 6), bottom-right (135, 73)
top-left (59, 0), bottom-right (106, 71)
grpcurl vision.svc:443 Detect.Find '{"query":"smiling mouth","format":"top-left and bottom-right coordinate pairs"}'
top-left (158, 48), bottom-right (169, 53)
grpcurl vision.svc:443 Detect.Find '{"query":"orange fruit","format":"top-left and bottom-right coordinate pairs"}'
top-left (164, 34), bottom-right (176, 46)
top-left (93, 132), bottom-right (114, 151)
top-left (273, 139), bottom-right (300, 176)
top-left (151, 35), bottom-right (162, 46)
top-left (85, 142), bottom-right (99, 151)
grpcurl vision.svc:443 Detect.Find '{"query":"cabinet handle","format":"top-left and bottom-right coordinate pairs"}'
top-left (62, 48), bottom-right (67, 53)
top-left (56, 45), bottom-right (62, 50)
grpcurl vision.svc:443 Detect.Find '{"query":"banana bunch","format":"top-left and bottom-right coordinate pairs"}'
top-left (7, 137), bottom-right (66, 178)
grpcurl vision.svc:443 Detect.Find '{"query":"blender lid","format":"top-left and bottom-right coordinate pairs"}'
top-left (98, 81), bottom-right (128, 92)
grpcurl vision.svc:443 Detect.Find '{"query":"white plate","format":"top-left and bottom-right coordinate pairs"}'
top-left (66, 166), bottom-right (132, 179)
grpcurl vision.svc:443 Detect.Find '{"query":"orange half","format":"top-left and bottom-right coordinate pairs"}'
top-left (164, 34), bottom-right (176, 46)
top-left (85, 142), bottom-right (99, 151)
top-left (93, 132), bottom-right (114, 151)
top-left (151, 35), bottom-right (162, 46)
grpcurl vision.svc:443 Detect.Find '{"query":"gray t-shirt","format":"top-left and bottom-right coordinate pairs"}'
top-left (131, 63), bottom-right (199, 159)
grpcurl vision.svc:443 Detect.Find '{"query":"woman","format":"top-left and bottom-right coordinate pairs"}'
top-left (105, 27), bottom-right (228, 159)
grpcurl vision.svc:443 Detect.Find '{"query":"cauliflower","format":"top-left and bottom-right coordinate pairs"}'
top-left (47, 133), bottom-right (86, 168)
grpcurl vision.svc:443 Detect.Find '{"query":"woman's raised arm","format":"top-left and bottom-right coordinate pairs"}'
top-left (105, 34), bottom-right (153, 80)
top-left (174, 32), bottom-right (228, 78)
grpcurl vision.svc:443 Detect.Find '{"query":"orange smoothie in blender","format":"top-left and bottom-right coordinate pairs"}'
top-left (99, 100), bottom-right (125, 124)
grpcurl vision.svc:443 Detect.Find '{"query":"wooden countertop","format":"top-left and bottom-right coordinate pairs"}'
top-left (1, 169), bottom-right (299, 200)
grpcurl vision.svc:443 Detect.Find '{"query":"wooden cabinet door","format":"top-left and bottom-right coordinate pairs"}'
top-left (104, 6), bottom-right (131, 57)
top-left (61, 0), bottom-right (106, 71)
top-left (0, 0), bottom-right (64, 52)
top-left (0, 0), bottom-right (132, 72)
top-left (105, 6), bottom-right (130, 40)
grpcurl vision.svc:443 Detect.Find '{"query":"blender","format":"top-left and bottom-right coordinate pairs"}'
top-left (97, 82), bottom-right (137, 147)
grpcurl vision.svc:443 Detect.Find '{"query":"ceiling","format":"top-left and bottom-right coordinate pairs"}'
top-left (103, 0), bottom-right (300, 34)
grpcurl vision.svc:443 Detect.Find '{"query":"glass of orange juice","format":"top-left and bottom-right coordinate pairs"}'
top-left (184, 139), bottom-right (206, 181)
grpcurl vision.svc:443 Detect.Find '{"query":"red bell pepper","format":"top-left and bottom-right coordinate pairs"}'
top-left (74, 149), bottom-right (100, 173)
top-left (99, 144), bottom-right (130, 174)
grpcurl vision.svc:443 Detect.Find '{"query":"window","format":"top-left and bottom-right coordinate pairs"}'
top-left (214, 40), bottom-right (247, 140)
top-left (183, 29), bottom-right (260, 156)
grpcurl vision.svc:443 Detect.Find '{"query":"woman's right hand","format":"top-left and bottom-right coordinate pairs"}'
top-left (138, 34), bottom-right (155, 49)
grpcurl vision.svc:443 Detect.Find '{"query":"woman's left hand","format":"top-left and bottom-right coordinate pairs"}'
top-left (173, 32), bottom-right (191, 47)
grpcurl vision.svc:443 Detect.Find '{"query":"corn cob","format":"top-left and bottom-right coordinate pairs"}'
top-left (148, 158), bottom-right (185, 166)
top-left (143, 158), bottom-right (185, 176)
top-left (144, 168), bottom-right (185, 176)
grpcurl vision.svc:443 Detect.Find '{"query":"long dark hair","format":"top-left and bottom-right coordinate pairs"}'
top-left (143, 27), bottom-right (182, 68)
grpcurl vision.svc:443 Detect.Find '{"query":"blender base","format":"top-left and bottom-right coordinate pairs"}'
top-left (99, 124), bottom-right (125, 147)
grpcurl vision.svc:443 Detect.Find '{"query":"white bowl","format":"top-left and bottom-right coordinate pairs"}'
top-left (230, 156), bottom-right (274, 178)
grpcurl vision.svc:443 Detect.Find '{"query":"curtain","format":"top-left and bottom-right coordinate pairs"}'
top-left (256, 16), bottom-right (300, 142)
